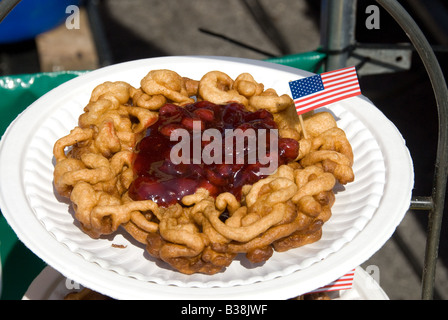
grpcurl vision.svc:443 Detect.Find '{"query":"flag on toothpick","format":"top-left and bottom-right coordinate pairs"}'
top-left (308, 269), bottom-right (356, 293)
top-left (289, 66), bottom-right (361, 115)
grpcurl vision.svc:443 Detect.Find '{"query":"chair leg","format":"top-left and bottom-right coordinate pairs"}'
top-left (320, 0), bottom-right (358, 71)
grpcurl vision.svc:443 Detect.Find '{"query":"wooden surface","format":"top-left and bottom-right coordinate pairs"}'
top-left (36, 8), bottom-right (98, 72)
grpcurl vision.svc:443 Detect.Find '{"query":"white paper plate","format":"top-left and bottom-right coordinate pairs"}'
top-left (22, 266), bottom-right (388, 300)
top-left (0, 56), bottom-right (413, 300)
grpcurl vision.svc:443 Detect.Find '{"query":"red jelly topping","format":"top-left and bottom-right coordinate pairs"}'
top-left (128, 101), bottom-right (299, 207)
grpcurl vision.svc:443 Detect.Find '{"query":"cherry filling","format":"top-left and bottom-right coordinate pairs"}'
top-left (128, 101), bottom-right (299, 207)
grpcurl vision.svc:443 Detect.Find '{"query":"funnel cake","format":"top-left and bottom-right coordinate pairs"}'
top-left (53, 69), bottom-right (354, 275)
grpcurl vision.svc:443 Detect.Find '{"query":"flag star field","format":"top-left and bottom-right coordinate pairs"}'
top-left (289, 75), bottom-right (324, 99)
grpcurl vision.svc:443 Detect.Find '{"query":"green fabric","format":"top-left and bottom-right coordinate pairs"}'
top-left (0, 71), bottom-right (86, 300)
top-left (0, 71), bottom-right (87, 135)
top-left (0, 216), bottom-right (47, 300)
top-left (264, 51), bottom-right (326, 73)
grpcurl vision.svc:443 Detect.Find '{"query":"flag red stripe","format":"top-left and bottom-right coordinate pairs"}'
top-left (296, 90), bottom-right (361, 110)
top-left (295, 88), bottom-right (361, 111)
top-left (307, 269), bottom-right (356, 293)
top-left (294, 83), bottom-right (360, 105)
top-left (309, 284), bottom-right (353, 293)
top-left (338, 274), bottom-right (355, 279)
top-left (324, 74), bottom-right (358, 85)
top-left (321, 66), bottom-right (358, 86)
top-left (322, 73), bottom-right (355, 84)
top-left (323, 77), bottom-right (359, 88)
top-left (312, 286), bottom-right (353, 293)
top-left (317, 276), bottom-right (355, 286)
top-left (320, 282), bottom-right (354, 289)
top-left (296, 91), bottom-right (361, 115)
top-left (309, 280), bottom-right (354, 292)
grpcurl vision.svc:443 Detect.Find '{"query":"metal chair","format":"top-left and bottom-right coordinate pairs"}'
top-left (316, 0), bottom-right (448, 300)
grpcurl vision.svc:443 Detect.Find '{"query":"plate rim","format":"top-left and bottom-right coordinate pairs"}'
top-left (0, 56), bottom-right (414, 299)
top-left (22, 265), bottom-right (389, 300)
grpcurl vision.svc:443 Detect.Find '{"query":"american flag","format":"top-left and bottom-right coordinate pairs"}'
top-left (289, 66), bottom-right (361, 115)
top-left (308, 269), bottom-right (356, 293)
